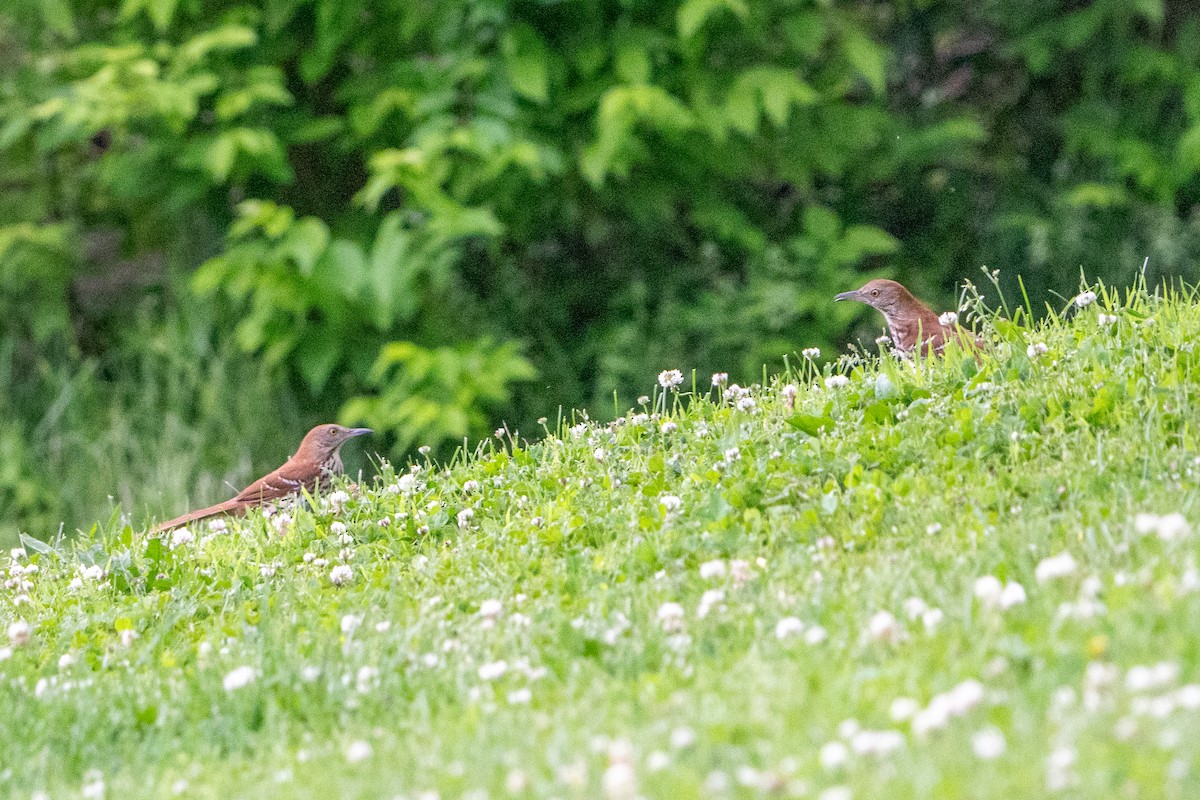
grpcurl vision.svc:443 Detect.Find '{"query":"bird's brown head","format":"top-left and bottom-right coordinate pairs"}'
top-left (296, 423), bottom-right (372, 460)
top-left (834, 279), bottom-right (918, 315)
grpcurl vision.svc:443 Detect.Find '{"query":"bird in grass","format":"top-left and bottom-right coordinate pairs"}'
top-left (152, 424), bottom-right (372, 534)
top-left (835, 279), bottom-right (983, 355)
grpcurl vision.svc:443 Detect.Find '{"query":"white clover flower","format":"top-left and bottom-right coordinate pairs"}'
top-left (805, 625), bottom-right (828, 645)
top-left (646, 750), bottom-right (670, 771)
top-left (972, 728), bottom-right (1006, 759)
top-left (1098, 312), bottom-right (1118, 326)
top-left (395, 473), bottom-right (420, 494)
top-left (697, 589), bottom-right (724, 619)
top-left (119, 628), bottom-right (138, 647)
top-left (711, 372), bottom-right (728, 387)
top-left (1026, 342), bottom-right (1048, 358)
top-left (1046, 746), bottom-right (1077, 791)
top-left (889, 697), bottom-right (919, 722)
top-left (8, 619), bottom-right (31, 646)
top-left (938, 311), bottom-right (959, 326)
top-left (631, 413), bottom-right (650, 426)
top-left (660, 494), bottom-right (682, 512)
top-left (637, 395), bottom-right (650, 405)
top-left (921, 608), bottom-right (944, 631)
top-left (1035, 551), bottom-right (1077, 582)
top-left (782, 383), bottom-right (798, 400)
top-left (463, 480), bottom-right (480, 493)
top-left (775, 617), bottom-right (805, 639)
top-left (327, 490), bottom-right (351, 510)
top-left (974, 576), bottom-right (1003, 605)
top-left (81, 772), bottom-right (106, 800)
top-left (802, 347), bottom-right (821, 359)
top-left (850, 729), bottom-right (904, 757)
top-left (222, 665), bottom-right (256, 692)
top-left (723, 447), bottom-right (741, 462)
top-left (507, 687), bottom-right (532, 704)
top-left (456, 508), bottom-right (475, 528)
top-left (867, 611), bottom-right (902, 643)
top-left (670, 726), bottom-right (696, 749)
top-left (736, 396), bottom-right (757, 413)
top-left (999, 581), bottom-right (1027, 609)
top-left (819, 741), bottom-right (849, 770)
top-left (911, 701), bottom-right (950, 737)
top-left (1177, 684), bottom-right (1200, 709)
top-left (1134, 512), bottom-right (1190, 541)
top-left (723, 383), bottom-right (748, 401)
top-left (354, 665), bottom-right (379, 693)
top-left (593, 448), bottom-right (608, 462)
top-left (479, 599), bottom-right (502, 619)
top-left (478, 660), bottom-right (509, 681)
top-left (658, 369), bottom-right (684, 389)
top-left (659, 420), bottom-right (677, 434)
top-left (169, 528), bottom-right (194, 549)
top-left (602, 762), bottom-right (637, 800)
top-left (345, 740), bottom-right (373, 764)
top-left (329, 564), bottom-right (354, 586)
top-left (699, 559), bottom-right (726, 580)
top-left (946, 679), bottom-right (985, 715)
top-left (819, 787), bottom-right (852, 800)
top-left (825, 375), bottom-right (849, 389)
top-left (657, 602), bottom-right (686, 632)
top-left (902, 597), bottom-right (928, 620)
top-left (1074, 291), bottom-right (1097, 307)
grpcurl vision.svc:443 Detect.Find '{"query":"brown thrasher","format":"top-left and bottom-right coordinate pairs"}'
top-left (152, 424), bottom-right (372, 534)
top-left (835, 279), bottom-right (983, 355)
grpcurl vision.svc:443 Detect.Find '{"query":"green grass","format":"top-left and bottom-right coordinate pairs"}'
top-left (3, 282), bottom-right (1200, 799)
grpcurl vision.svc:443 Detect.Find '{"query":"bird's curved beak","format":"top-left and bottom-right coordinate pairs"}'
top-left (347, 428), bottom-right (373, 438)
top-left (834, 290), bottom-right (860, 302)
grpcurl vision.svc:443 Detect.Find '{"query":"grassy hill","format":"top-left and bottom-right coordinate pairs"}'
top-left (3, 282), bottom-right (1200, 799)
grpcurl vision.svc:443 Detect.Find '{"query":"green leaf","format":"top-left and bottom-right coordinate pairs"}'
top-left (1178, 124), bottom-right (1200, 172)
top-left (862, 401), bottom-right (894, 425)
top-left (19, 533), bottom-right (57, 556)
top-left (40, 0), bottom-right (77, 38)
top-left (803, 205), bottom-right (841, 242)
top-left (783, 11), bottom-right (826, 56)
top-left (677, 0), bottom-right (748, 39)
top-left (842, 28), bottom-right (886, 94)
top-left (504, 24), bottom-right (550, 103)
top-left (1065, 182), bottom-right (1128, 208)
top-left (295, 326), bottom-right (342, 392)
top-left (282, 218), bottom-right (330, 276)
top-left (615, 42), bottom-right (652, 84)
top-left (786, 414), bottom-right (834, 435)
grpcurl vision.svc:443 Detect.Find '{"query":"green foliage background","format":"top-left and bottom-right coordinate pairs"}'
top-left (1, 0), bottom-right (1198, 540)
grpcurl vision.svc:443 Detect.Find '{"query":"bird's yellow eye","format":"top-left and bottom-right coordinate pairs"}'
top-left (328, 426), bottom-right (340, 437)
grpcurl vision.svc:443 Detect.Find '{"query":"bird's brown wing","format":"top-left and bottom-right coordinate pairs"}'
top-left (233, 458), bottom-right (319, 504)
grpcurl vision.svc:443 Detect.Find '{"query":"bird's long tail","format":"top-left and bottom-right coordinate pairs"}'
top-left (152, 498), bottom-right (248, 535)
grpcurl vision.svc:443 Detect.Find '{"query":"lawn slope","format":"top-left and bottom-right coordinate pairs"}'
top-left (3, 284), bottom-right (1200, 799)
